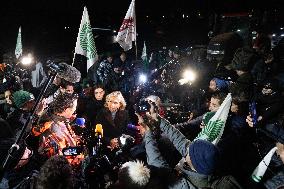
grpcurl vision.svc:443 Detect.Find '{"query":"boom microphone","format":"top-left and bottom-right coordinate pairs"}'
top-left (47, 61), bottom-right (81, 83)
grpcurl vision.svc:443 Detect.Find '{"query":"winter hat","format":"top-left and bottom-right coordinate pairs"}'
top-left (12, 90), bottom-right (35, 109)
top-left (189, 139), bottom-right (220, 175)
top-left (202, 112), bottom-right (216, 126)
top-left (212, 78), bottom-right (230, 91)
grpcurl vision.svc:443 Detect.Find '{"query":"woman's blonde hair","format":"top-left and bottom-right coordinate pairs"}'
top-left (105, 91), bottom-right (126, 110)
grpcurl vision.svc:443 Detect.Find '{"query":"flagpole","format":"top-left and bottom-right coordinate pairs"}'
top-left (71, 52), bottom-right (76, 67)
top-left (134, 0), bottom-right (137, 60)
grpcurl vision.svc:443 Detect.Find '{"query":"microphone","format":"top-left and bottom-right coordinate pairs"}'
top-left (75, 118), bottom-right (85, 127)
top-left (127, 124), bottom-right (139, 132)
top-left (47, 62), bottom-right (81, 83)
top-left (95, 124), bottom-right (103, 137)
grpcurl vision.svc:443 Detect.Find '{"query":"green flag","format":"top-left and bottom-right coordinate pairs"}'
top-left (75, 7), bottom-right (98, 71)
top-left (15, 26), bottom-right (22, 59)
top-left (195, 93), bottom-right (232, 144)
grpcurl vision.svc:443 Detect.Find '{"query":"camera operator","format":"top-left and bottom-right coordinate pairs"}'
top-left (44, 62), bottom-right (81, 105)
top-left (96, 91), bottom-right (129, 151)
top-left (45, 79), bottom-right (75, 105)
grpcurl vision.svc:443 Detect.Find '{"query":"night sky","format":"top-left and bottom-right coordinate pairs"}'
top-left (0, 0), bottom-right (283, 58)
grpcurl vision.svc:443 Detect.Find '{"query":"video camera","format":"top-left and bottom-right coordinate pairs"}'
top-left (134, 98), bottom-right (161, 138)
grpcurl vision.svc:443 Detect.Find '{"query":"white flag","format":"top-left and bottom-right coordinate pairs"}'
top-left (141, 41), bottom-right (147, 61)
top-left (251, 147), bottom-right (277, 182)
top-left (15, 27), bottom-right (22, 59)
top-left (116, 0), bottom-right (136, 51)
top-left (195, 93), bottom-right (232, 145)
top-left (75, 7), bottom-right (98, 71)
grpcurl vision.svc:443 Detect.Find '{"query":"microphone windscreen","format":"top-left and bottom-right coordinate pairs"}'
top-left (95, 124), bottom-right (103, 137)
top-left (57, 62), bottom-right (81, 83)
top-left (75, 118), bottom-right (85, 126)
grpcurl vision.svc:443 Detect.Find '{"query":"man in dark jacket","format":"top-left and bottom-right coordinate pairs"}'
top-left (113, 52), bottom-right (133, 95)
top-left (97, 53), bottom-right (119, 92)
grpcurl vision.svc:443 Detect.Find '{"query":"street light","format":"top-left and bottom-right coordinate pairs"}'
top-left (139, 73), bottom-right (147, 84)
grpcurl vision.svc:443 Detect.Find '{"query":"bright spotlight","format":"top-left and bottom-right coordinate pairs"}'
top-left (183, 69), bottom-right (196, 82)
top-left (139, 73), bottom-right (147, 84)
top-left (179, 69), bottom-right (196, 85)
top-left (21, 54), bottom-right (34, 66)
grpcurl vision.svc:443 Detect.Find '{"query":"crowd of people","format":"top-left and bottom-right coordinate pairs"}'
top-left (0, 32), bottom-right (284, 189)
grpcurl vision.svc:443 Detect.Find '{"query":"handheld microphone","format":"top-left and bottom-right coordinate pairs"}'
top-left (127, 124), bottom-right (139, 132)
top-left (75, 118), bottom-right (85, 127)
top-left (95, 124), bottom-right (103, 137)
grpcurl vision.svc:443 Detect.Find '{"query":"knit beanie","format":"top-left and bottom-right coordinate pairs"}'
top-left (212, 78), bottom-right (230, 91)
top-left (12, 90), bottom-right (34, 109)
top-left (189, 139), bottom-right (220, 175)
